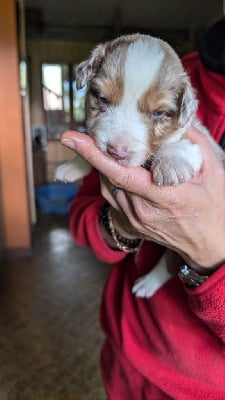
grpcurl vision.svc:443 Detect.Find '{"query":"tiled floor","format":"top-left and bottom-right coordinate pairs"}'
top-left (0, 214), bottom-right (110, 399)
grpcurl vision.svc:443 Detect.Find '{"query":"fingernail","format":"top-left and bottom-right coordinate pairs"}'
top-left (61, 138), bottom-right (76, 150)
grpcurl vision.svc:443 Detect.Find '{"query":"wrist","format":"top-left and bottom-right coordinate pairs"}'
top-left (99, 220), bottom-right (118, 250)
top-left (110, 208), bottom-right (140, 240)
top-left (187, 251), bottom-right (225, 275)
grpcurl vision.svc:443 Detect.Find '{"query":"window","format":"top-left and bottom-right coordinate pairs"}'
top-left (42, 64), bottom-right (63, 111)
top-left (19, 60), bottom-right (27, 96)
top-left (42, 63), bottom-right (87, 139)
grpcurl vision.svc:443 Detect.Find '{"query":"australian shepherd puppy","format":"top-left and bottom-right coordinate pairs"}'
top-left (55, 34), bottom-right (225, 297)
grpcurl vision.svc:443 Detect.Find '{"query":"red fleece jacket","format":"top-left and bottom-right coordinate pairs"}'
top-left (70, 52), bottom-right (225, 399)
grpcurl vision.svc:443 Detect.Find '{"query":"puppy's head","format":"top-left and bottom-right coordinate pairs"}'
top-left (76, 34), bottom-right (198, 166)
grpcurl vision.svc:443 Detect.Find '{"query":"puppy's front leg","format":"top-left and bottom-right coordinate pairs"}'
top-left (132, 249), bottom-right (176, 298)
top-left (55, 155), bottom-right (91, 183)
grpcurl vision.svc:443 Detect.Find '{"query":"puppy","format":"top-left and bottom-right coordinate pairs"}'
top-left (56, 34), bottom-right (225, 297)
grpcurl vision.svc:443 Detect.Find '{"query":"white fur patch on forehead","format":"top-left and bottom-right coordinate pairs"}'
top-left (124, 37), bottom-right (165, 100)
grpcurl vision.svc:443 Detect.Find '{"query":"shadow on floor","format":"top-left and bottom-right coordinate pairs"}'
top-left (0, 214), bottom-right (110, 399)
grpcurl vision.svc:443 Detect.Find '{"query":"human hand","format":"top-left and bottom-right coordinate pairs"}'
top-left (61, 127), bottom-right (225, 273)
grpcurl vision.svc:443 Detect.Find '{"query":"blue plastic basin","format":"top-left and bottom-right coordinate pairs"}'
top-left (35, 183), bottom-right (78, 215)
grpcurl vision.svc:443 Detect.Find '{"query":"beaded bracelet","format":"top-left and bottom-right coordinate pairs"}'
top-left (99, 203), bottom-right (142, 253)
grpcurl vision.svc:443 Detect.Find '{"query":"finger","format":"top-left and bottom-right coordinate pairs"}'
top-left (185, 126), bottom-right (211, 146)
top-left (186, 126), bottom-right (223, 166)
top-left (61, 130), bottom-right (130, 175)
top-left (61, 131), bottom-right (161, 197)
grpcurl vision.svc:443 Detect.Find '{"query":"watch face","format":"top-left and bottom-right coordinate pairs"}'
top-left (178, 265), bottom-right (208, 287)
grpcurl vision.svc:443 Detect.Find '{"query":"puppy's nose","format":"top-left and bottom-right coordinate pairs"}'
top-left (107, 144), bottom-right (128, 160)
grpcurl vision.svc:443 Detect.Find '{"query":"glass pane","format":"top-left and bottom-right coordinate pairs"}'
top-left (42, 64), bottom-right (63, 110)
top-left (19, 60), bottom-right (27, 96)
top-left (42, 63), bottom-right (70, 139)
top-left (62, 65), bottom-right (70, 125)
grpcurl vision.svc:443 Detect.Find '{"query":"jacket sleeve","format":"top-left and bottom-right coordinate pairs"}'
top-left (184, 264), bottom-right (225, 342)
top-left (69, 168), bottom-right (127, 264)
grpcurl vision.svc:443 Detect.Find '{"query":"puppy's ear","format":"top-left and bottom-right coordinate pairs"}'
top-left (75, 43), bottom-right (107, 89)
top-left (178, 75), bottom-right (198, 128)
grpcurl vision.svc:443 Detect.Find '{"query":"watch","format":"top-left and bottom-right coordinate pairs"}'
top-left (178, 264), bottom-right (209, 287)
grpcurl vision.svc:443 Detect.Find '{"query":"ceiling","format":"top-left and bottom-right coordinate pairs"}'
top-left (25, 0), bottom-right (224, 42)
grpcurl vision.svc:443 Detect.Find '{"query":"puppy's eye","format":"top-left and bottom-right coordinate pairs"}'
top-left (90, 88), bottom-right (109, 107)
top-left (98, 95), bottom-right (109, 105)
top-left (152, 110), bottom-right (165, 119)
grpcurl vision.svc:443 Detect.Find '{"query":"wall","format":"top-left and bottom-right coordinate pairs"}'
top-left (0, 0), bottom-right (31, 253)
top-left (25, 0), bottom-right (223, 43)
top-left (0, 182), bottom-right (3, 259)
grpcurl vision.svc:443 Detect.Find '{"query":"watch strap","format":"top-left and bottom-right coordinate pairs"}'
top-left (178, 264), bottom-right (209, 287)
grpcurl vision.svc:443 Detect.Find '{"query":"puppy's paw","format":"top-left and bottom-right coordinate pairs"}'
top-left (55, 163), bottom-right (78, 183)
top-left (151, 140), bottom-right (202, 186)
top-left (132, 252), bottom-right (174, 298)
top-left (55, 157), bottom-right (91, 183)
top-left (152, 157), bottom-right (194, 186)
top-left (132, 275), bottom-right (158, 298)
